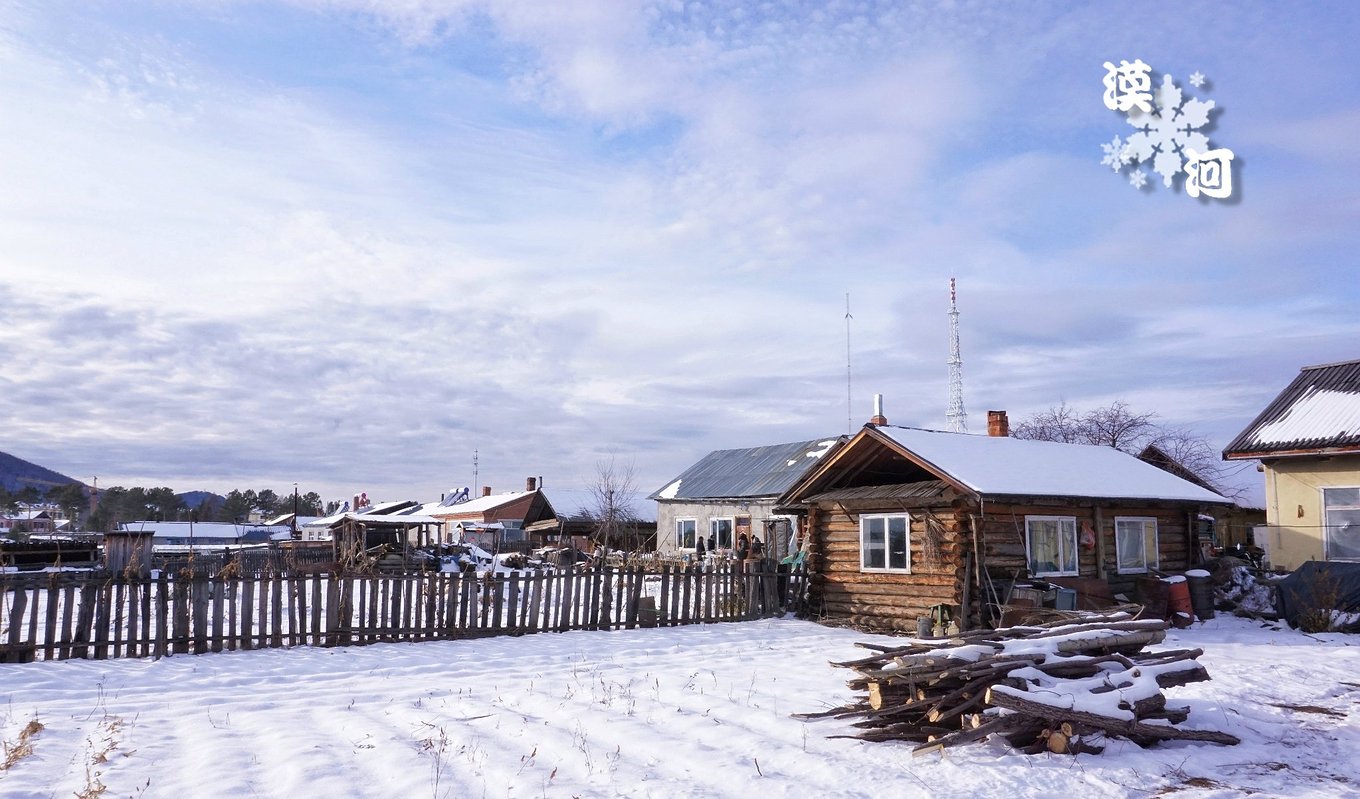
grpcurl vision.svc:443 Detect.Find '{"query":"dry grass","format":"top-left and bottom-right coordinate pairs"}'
top-left (1296, 567), bottom-right (1342, 633)
top-left (1, 718), bottom-right (44, 770)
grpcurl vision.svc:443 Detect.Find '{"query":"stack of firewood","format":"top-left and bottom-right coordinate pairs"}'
top-left (799, 612), bottom-right (1239, 756)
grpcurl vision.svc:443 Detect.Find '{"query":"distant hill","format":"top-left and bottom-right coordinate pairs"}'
top-left (0, 450), bottom-right (84, 494)
top-left (178, 491), bottom-right (226, 515)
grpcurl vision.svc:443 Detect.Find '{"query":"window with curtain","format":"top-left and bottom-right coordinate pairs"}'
top-left (710, 518), bottom-right (734, 549)
top-left (1324, 487), bottom-right (1360, 561)
top-left (676, 518), bottom-right (696, 549)
top-left (1114, 517), bottom-right (1158, 574)
top-left (1025, 516), bottom-right (1078, 577)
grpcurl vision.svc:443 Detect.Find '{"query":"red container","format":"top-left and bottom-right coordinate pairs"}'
top-left (1166, 577), bottom-right (1193, 627)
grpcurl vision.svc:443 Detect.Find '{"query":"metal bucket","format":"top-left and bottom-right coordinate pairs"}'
top-left (1186, 569), bottom-right (1215, 620)
top-left (1136, 576), bottom-right (1169, 619)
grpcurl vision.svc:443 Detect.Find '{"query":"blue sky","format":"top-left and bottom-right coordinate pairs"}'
top-left (1, 0), bottom-right (1357, 512)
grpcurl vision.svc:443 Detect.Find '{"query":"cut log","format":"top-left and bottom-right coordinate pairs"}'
top-left (985, 687), bottom-right (1239, 746)
top-left (802, 615), bottom-right (1235, 754)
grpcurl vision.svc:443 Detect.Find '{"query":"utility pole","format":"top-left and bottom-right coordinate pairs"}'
top-left (845, 293), bottom-right (853, 434)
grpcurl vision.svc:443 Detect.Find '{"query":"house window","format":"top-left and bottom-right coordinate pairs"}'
top-left (676, 518), bottom-right (697, 549)
top-left (710, 518), bottom-right (734, 549)
top-left (1025, 516), bottom-right (1078, 577)
top-left (1114, 517), bottom-right (1159, 574)
top-left (860, 513), bottom-right (910, 573)
top-left (1323, 487), bottom-right (1360, 561)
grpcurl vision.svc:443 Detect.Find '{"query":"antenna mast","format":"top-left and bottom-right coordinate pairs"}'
top-left (472, 449), bottom-right (479, 496)
top-left (946, 278), bottom-right (968, 432)
top-left (844, 293), bottom-right (853, 434)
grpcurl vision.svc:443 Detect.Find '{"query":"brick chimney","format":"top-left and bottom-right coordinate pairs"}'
top-left (987, 410), bottom-right (1009, 437)
top-left (869, 393), bottom-right (887, 426)
top-left (526, 476), bottom-right (537, 491)
top-left (482, 486), bottom-right (493, 497)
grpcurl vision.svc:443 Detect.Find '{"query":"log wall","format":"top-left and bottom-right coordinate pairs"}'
top-left (807, 503), bottom-right (969, 632)
top-left (975, 501), bottom-right (1196, 599)
top-left (808, 498), bottom-right (1205, 629)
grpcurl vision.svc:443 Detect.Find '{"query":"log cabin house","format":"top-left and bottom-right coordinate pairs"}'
top-left (778, 411), bottom-right (1231, 631)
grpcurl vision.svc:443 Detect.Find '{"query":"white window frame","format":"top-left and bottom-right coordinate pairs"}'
top-left (859, 513), bottom-right (911, 574)
top-left (1025, 516), bottom-right (1079, 578)
top-left (1322, 486), bottom-right (1360, 562)
top-left (675, 518), bottom-right (697, 550)
top-left (1114, 516), bottom-right (1159, 574)
top-left (710, 517), bottom-right (734, 549)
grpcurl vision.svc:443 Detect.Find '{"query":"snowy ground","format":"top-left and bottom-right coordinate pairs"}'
top-left (0, 615), bottom-right (1356, 798)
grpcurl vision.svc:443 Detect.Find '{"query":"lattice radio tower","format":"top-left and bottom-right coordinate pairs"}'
top-left (946, 278), bottom-right (968, 432)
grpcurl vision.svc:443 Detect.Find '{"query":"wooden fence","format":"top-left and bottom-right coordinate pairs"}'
top-left (0, 561), bottom-right (808, 663)
top-left (152, 545), bottom-right (335, 576)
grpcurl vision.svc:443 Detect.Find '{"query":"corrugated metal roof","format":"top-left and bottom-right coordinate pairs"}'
top-left (802, 480), bottom-right (951, 504)
top-left (1224, 358), bottom-right (1360, 457)
top-left (650, 437), bottom-right (844, 500)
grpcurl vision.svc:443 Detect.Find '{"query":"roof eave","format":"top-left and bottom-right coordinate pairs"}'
top-left (979, 491), bottom-right (1234, 506)
top-left (1226, 444), bottom-right (1360, 460)
top-left (655, 493), bottom-right (781, 503)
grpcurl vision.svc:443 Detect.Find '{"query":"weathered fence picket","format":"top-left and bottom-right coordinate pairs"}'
top-left (0, 562), bottom-right (805, 663)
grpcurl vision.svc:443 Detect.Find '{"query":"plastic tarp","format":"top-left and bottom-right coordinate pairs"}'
top-left (1275, 561), bottom-right (1360, 627)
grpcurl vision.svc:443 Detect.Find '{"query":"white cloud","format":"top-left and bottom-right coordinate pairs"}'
top-left (0, 1), bottom-right (1356, 512)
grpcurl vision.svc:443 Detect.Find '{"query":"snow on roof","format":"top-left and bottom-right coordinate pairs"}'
top-left (1225, 358), bottom-right (1360, 457)
top-left (876, 427), bottom-right (1229, 503)
top-left (115, 521), bottom-right (293, 538)
top-left (649, 437), bottom-right (844, 500)
top-left (427, 489), bottom-right (535, 516)
top-left (342, 513), bottom-right (441, 524)
top-left (1251, 389), bottom-right (1360, 444)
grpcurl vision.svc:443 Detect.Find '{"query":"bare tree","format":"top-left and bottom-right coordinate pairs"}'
top-left (578, 456), bottom-right (643, 551)
top-left (1012, 401), bottom-right (1248, 500)
top-left (1083, 401), bottom-right (1161, 451)
top-left (1012, 400), bottom-right (1159, 449)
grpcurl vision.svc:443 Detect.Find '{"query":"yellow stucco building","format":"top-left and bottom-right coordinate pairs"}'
top-left (1224, 358), bottom-right (1360, 570)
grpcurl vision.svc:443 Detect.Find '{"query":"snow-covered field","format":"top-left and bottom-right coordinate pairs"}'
top-left (0, 615), bottom-right (1356, 798)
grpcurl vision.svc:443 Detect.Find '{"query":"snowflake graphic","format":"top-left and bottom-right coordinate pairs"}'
top-left (1129, 169), bottom-right (1148, 189)
top-left (1123, 74), bottom-right (1215, 187)
top-left (1099, 135), bottom-right (1131, 172)
top-left (1188, 71), bottom-right (1206, 88)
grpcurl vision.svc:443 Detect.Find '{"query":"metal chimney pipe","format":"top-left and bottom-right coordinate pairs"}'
top-left (870, 393), bottom-right (887, 426)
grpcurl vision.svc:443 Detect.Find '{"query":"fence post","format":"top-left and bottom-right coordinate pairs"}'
top-left (44, 578), bottom-right (63, 661)
top-left (270, 573), bottom-right (284, 649)
top-left (92, 579), bottom-right (113, 659)
top-left (6, 580), bottom-right (28, 649)
top-left (324, 575), bottom-right (341, 647)
top-left (599, 567), bottom-right (612, 630)
top-left (192, 575), bottom-right (210, 655)
top-left (153, 572), bottom-right (169, 660)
